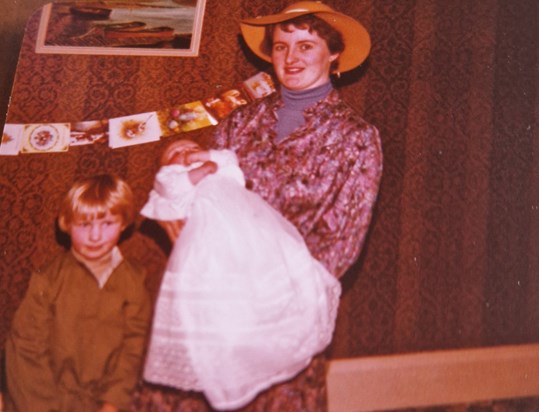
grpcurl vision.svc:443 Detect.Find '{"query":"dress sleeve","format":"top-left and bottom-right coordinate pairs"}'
top-left (5, 269), bottom-right (60, 411)
top-left (210, 110), bottom-right (236, 150)
top-left (140, 164), bottom-right (196, 221)
top-left (306, 124), bottom-right (383, 278)
top-left (100, 264), bottom-right (152, 410)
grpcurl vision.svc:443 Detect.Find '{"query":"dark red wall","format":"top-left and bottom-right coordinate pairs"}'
top-left (1, 0), bottom-right (538, 363)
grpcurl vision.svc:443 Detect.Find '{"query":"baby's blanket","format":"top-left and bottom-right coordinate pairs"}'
top-left (141, 149), bottom-right (341, 410)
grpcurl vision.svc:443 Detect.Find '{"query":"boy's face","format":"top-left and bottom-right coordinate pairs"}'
top-left (69, 211), bottom-right (124, 261)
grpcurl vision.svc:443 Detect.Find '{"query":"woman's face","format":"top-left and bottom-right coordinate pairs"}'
top-left (271, 24), bottom-right (339, 91)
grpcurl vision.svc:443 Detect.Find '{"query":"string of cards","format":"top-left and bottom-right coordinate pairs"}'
top-left (0, 72), bottom-right (275, 156)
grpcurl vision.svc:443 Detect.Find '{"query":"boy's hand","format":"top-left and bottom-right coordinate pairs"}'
top-left (98, 402), bottom-right (119, 412)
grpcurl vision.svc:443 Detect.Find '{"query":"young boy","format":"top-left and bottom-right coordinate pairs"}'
top-left (5, 174), bottom-right (151, 412)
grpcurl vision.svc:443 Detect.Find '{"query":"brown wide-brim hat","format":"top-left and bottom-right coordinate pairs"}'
top-left (240, 1), bottom-right (371, 72)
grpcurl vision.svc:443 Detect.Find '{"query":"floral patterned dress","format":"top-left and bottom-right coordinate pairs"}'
top-left (132, 89), bottom-right (383, 412)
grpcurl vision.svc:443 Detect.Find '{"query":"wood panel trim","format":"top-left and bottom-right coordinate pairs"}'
top-left (327, 344), bottom-right (539, 412)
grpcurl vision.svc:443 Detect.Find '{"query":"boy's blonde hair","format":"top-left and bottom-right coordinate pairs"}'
top-left (58, 174), bottom-right (135, 232)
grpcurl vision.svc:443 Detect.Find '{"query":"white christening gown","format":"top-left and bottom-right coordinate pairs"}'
top-left (141, 149), bottom-right (341, 410)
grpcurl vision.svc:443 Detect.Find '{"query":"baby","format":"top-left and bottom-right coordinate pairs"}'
top-left (141, 140), bottom-right (341, 410)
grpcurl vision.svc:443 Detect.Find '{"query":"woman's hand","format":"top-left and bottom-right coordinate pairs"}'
top-left (161, 139), bottom-right (217, 184)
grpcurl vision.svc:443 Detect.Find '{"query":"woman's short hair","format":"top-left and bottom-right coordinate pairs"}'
top-left (58, 174), bottom-right (135, 231)
top-left (262, 14), bottom-right (345, 72)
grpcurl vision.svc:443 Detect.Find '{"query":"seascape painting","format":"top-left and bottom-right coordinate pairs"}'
top-left (36, 0), bottom-right (206, 56)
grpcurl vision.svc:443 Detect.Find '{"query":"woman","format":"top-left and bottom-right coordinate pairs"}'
top-left (134, 2), bottom-right (382, 410)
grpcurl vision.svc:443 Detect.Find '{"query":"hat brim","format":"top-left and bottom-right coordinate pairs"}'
top-left (240, 10), bottom-right (371, 72)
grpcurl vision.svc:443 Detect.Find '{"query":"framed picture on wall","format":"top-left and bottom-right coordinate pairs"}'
top-left (35, 0), bottom-right (207, 57)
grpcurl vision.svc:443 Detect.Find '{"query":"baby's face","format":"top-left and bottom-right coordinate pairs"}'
top-left (169, 141), bottom-right (202, 165)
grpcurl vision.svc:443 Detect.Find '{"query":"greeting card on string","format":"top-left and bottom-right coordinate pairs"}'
top-left (21, 123), bottom-right (70, 153)
top-left (1, 124), bottom-right (24, 155)
top-left (108, 112), bottom-right (161, 148)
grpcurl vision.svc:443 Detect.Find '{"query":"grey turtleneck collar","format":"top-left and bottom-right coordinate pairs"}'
top-left (275, 82), bottom-right (334, 143)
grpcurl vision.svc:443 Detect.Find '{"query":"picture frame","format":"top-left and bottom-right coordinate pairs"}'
top-left (36, 0), bottom-right (207, 57)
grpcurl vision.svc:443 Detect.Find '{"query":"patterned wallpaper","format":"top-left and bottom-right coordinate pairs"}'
top-left (1, 0), bottom-right (538, 369)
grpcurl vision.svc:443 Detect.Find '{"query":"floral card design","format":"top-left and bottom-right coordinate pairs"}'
top-left (21, 123), bottom-right (70, 153)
